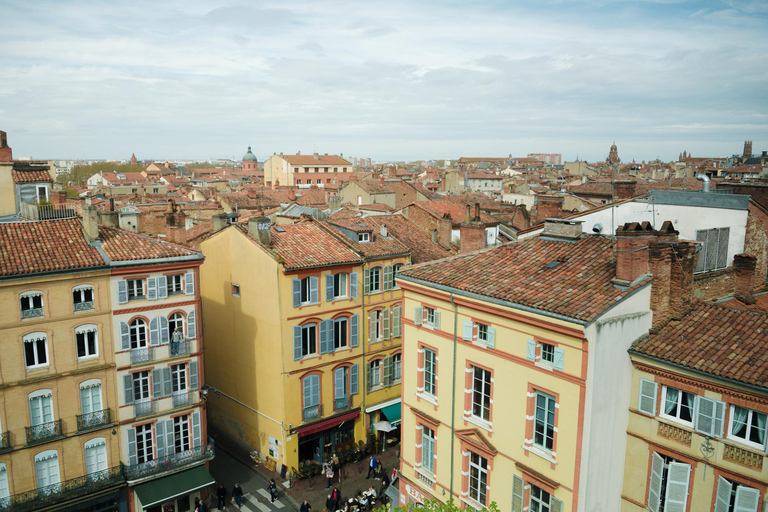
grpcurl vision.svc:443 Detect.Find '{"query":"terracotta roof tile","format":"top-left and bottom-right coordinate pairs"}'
top-left (366, 215), bottom-right (451, 264)
top-left (415, 201), bottom-right (497, 225)
top-left (12, 169), bottom-right (52, 183)
top-left (283, 154), bottom-right (350, 166)
top-left (324, 218), bottom-right (410, 259)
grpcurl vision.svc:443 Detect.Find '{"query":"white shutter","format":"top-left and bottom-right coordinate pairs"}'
top-left (127, 428), bottom-right (138, 465)
top-left (187, 311), bottom-right (196, 339)
top-left (117, 281), bottom-right (128, 304)
top-left (382, 309), bottom-right (390, 339)
top-left (189, 361), bottom-right (199, 390)
top-left (511, 475), bottom-right (524, 512)
top-left (160, 316), bottom-right (170, 345)
top-left (120, 321), bottom-right (130, 351)
top-left (648, 452), bottom-right (664, 512)
top-left (185, 272), bottom-right (194, 295)
top-left (147, 277), bottom-right (157, 300)
top-left (191, 411), bottom-right (202, 448)
top-left (165, 419), bottom-right (175, 455)
top-left (638, 379), bottom-right (658, 416)
top-left (334, 367), bottom-right (345, 399)
top-left (663, 462), bottom-right (691, 512)
top-left (553, 347), bottom-right (565, 370)
top-left (392, 306), bottom-right (401, 338)
top-left (463, 320), bottom-right (473, 341)
top-left (369, 313), bottom-right (377, 342)
top-left (157, 276), bottom-right (168, 299)
top-left (714, 476), bottom-right (732, 512)
top-left (734, 486), bottom-right (760, 512)
top-left (152, 369), bottom-right (163, 398)
top-left (695, 396), bottom-right (724, 437)
top-left (526, 339), bottom-right (536, 361)
top-left (149, 317), bottom-right (160, 346)
top-left (155, 420), bottom-right (166, 459)
top-left (363, 269), bottom-right (370, 295)
top-left (414, 306), bottom-right (423, 326)
top-left (433, 311), bottom-right (441, 330)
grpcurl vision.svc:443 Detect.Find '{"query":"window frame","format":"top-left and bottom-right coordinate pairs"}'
top-left (20, 291), bottom-right (44, 318)
top-left (423, 348), bottom-right (437, 397)
top-left (168, 312), bottom-right (186, 338)
top-left (333, 272), bottom-right (348, 299)
top-left (533, 391), bottom-right (556, 452)
top-left (134, 423), bottom-right (154, 464)
top-left (171, 364), bottom-right (188, 394)
top-left (23, 332), bottom-right (49, 369)
top-left (727, 405), bottom-right (767, 450)
top-left (333, 317), bottom-right (348, 350)
top-left (421, 426), bottom-right (435, 475)
top-left (75, 324), bottom-right (99, 360)
top-left (301, 323), bottom-right (318, 357)
top-left (659, 386), bottom-right (695, 427)
top-left (133, 371), bottom-right (151, 402)
top-left (129, 318), bottom-right (148, 349)
top-left (72, 285), bottom-right (95, 311)
top-left (369, 359), bottom-right (382, 389)
top-left (471, 366), bottom-right (492, 423)
top-left (167, 274), bottom-right (184, 295)
top-left (29, 389), bottom-right (54, 426)
top-left (126, 279), bottom-right (145, 301)
top-left (540, 343), bottom-right (555, 364)
top-left (529, 484), bottom-right (555, 512)
top-left (358, 232), bottom-right (370, 243)
top-left (173, 414), bottom-right (191, 453)
top-left (468, 451), bottom-right (489, 507)
top-left (369, 266), bottom-right (381, 291)
top-left (392, 353), bottom-right (402, 383)
top-left (393, 263), bottom-right (403, 289)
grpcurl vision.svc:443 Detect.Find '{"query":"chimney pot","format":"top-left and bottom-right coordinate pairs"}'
top-left (212, 214), bottom-right (228, 233)
top-left (541, 218), bottom-right (583, 240)
top-left (733, 254), bottom-right (757, 304)
top-left (249, 216), bottom-right (272, 246)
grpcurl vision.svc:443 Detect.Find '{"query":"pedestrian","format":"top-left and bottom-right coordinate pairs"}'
top-left (331, 487), bottom-right (340, 511)
top-left (171, 326), bottom-right (183, 355)
top-left (300, 500), bottom-right (312, 512)
top-left (325, 494), bottom-right (333, 512)
top-left (331, 453), bottom-right (340, 471)
top-left (325, 463), bottom-right (334, 490)
top-left (366, 455), bottom-right (377, 479)
top-left (268, 478), bottom-right (278, 503)
top-left (232, 483), bottom-right (243, 509)
top-left (376, 459), bottom-right (383, 480)
top-left (216, 484), bottom-right (227, 510)
top-left (194, 497), bottom-right (201, 512)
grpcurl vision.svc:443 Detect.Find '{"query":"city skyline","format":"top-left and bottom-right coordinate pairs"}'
top-left (1, 0), bottom-right (766, 162)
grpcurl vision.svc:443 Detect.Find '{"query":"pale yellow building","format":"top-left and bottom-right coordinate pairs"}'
top-left (263, 152), bottom-right (351, 188)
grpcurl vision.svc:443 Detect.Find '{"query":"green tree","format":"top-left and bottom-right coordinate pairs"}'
top-left (57, 162), bottom-right (140, 186)
top-left (374, 499), bottom-right (500, 512)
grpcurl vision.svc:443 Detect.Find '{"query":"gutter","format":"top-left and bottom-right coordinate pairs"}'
top-left (0, 265), bottom-right (111, 282)
top-left (106, 254), bottom-right (204, 267)
top-left (449, 293), bottom-right (458, 501)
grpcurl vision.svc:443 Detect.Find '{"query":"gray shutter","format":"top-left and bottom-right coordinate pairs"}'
top-left (663, 462), bottom-right (691, 512)
top-left (463, 320), bottom-right (473, 341)
top-left (648, 452), bottom-right (664, 512)
top-left (311, 375), bottom-right (320, 407)
top-left (189, 361), bottom-right (199, 390)
top-left (487, 327), bottom-right (496, 349)
top-left (292, 279), bottom-right (301, 307)
top-left (714, 477), bottom-right (732, 512)
top-left (383, 356), bottom-right (392, 387)
top-left (127, 428), bottom-right (138, 465)
top-left (414, 306), bottom-right (423, 326)
top-left (350, 364), bottom-right (359, 395)
top-left (163, 367), bottom-right (172, 397)
top-left (185, 272), bottom-right (194, 295)
top-left (303, 376), bottom-right (312, 406)
top-left (157, 276), bottom-right (168, 299)
top-left (734, 485), bottom-right (760, 512)
top-left (334, 368), bottom-right (345, 399)
top-left (165, 419), bottom-right (175, 455)
top-left (310, 276), bottom-right (319, 303)
top-left (717, 227), bottom-right (730, 269)
top-left (433, 311), bottom-right (441, 330)
top-left (155, 420), bottom-right (166, 459)
top-left (384, 265), bottom-right (393, 291)
top-left (320, 319), bottom-right (331, 354)
top-left (152, 369), bottom-right (163, 398)
top-left (187, 311), bottom-right (196, 339)
top-left (392, 306), bottom-right (401, 338)
top-left (350, 272), bottom-right (358, 298)
top-left (149, 317), bottom-right (160, 346)
top-left (511, 475), bottom-right (524, 512)
top-left (350, 314), bottom-right (359, 347)
top-left (553, 346), bottom-right (564, 370)
top-left (550, 497), bottom-right (563, 512)
top-left (147, 277), bottom-right (157, 300)
top-left (363, 269), bottom-right (370, 295)
top-left (293, 326), bottom-right (302, 360)
top-left (326, 274), bottom-right (334, 301)
top-left (120, 321), bottom-right (130, 351)
top-left (382, 309), bottom-right (390, 339)
top-left (638, 379), bottom-right (658, 416)
top-left (124, 374), bottom-right (134, 404)
top-left (365, 363), bottom-right (371, 391)
top-left (526, 339), bottom-right (536, 361)
top-left (713, 400), bottom-right (726, 439)
top-left (695, 230), bottom-right (708, 272)
top-left (192, 411), bottom-right (201, 448)
top-left (117, 281), bottom-right (128, 304)
top-left (160, 316), bottom-right (169, 345)
top-left (695, 396), bottom-right (716, 437)
top-left (369, 313), bottom-right (376, 342)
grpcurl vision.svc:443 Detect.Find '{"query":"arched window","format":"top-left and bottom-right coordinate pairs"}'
top-left (84, 438), bottom-right (108, 481)
top-left (129, 319), bottom-right (147, 349)
top-left (168, 312), bottom-right (185, 336)
top-left (28, 389), bottom-right (54, 427)
top-left (72, 285), bottom-right (94, 311)
top-left (23, 332), bottom-right (49, 369)
top-left (34, 450), bottom-right (60, 494)
top-left (75, 324), bottom-right (98, 359)
top-left (20, 291), bottom-right (44, 319)
top-left (79, 379), bottom-right (104, 425)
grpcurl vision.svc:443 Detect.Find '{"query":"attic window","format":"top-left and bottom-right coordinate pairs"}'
top-left (275, 227), bottom-right (286, 233)
top-left (545, 261), bottom-right (563, 269)
top-left (358, 232), bottom-right (370, 243)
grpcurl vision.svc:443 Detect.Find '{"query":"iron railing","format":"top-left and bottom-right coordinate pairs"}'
top-left (25, 420), bottom-right (62, 445)
top-left (172, 391), bottom-right (195, 409)
top-left (334, 396), bottom-right (351, 412)
top-left (0, 465), bottom-right (123, 512)
top-left (303, 404), bottom-right (323, 422)
top-left (131, 347), bottom-right (154, 364)
top-left (0, 431), bottom-right (11, 453)
top-left (73, 300), bottom-right (95, 312)
top-left (124, 438), bottom-right (215, 482)
top-left (134, 400), bottom-right (155, 418)
top-left (19, 202), bottom-right (78, 221)
top-left (77, 408), bottom-right (111, 431)
top-left (170, 341), bottom-right (191, 357)
top-left (20, 307), bottom-right (43, 319)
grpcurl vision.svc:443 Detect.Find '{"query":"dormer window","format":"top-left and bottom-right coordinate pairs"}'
top-left (20, 292), bottom-right (44, 319)
top-left (358, 232), bottom-right (370, 243)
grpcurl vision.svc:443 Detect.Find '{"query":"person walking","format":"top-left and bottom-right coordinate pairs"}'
top-left (300, 500), bottom-right (312, 512)
top-left (324, 463), bottom-right (334, 490)
top-left (365, 455), bottom-right (377, 479)
top-left (325, 494), bottom-right (333, 512)
top-left (331, 487), bottom-right (340, 511)
top-left (216, 484), bottom-right (227, 510)
top-left (232, 483), bottom-right (243, 509)
top-left (268, 478), bottom-right (278, 503)
top-left (375, 459), bottom-right (383, 480)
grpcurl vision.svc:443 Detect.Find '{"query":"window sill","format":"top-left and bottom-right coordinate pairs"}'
top-left (471, 340), bottom-right (492, 349)
top-left (534, 361), bottom-right (555, 371)
top-left (416, 392), bottom-right (438, 406)
top-left (524, 444), bottom-right (557, 464)
top-left (415, 467), bottom-right (436, 484)
top-left (77, 355), bottom-right (99, 362)
top-left (460, 496), bottom-right (486, 511)
top-left (725, 435), bottom-right (765, 453)
top-left (26, 364), bottom-right (50, 372)
top-left (658, 414), bottom-right (694, 430)
top-left (463, 415), bottom-right (492, 433)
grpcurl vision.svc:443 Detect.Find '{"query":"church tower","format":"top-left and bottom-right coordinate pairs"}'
top-left (242, 145), bottom-right (258, 172)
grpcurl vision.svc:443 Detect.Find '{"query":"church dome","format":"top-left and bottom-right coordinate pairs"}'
top-left (242, 146), bottom-right (258, 162)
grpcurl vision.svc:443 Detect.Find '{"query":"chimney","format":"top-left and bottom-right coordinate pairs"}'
top-left (733, 254), bottom-right (757, 304)
top-left (99, 210), bottom-right (119, 228)
top-left (535, 195), bottom-right (564, 222)
top-left (212, 214), bottom-right (228, 233)
top-left (613, 180), bottom-right (637, 200)
top-left (82, 201), bottom-right (100, 242)
top-left (49, 190), bottom-right (67, 205)
top-left (541, 218), bottom-right (583, 240)
top-left (0, 130), bottom-right (12, 162)
top-left (613, 222), bottom-right (658, 285)
top-left (248, 216), bottom-right (272, 246)
top-left (165, 202), bottom-right (187, 245)
top-left (465, 204), bottom-right (472, 224)
top-left (380, 224), bottom-right (387, 237)
top-left (474, 202), bottom-right (480, 221)
top-left (314, 152), bottom-right (319, 161)
top-left (649, 239), bottom-right (697, 330)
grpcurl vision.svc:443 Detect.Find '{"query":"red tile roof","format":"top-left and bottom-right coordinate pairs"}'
top-left (400, 235), bottom-right (647, 322)
top-left (12, 169), bottom-right (52, 183)
top-left (415, 201), bottom-right (498, 225)
top-left (631, 301), bottom-right (768, 389)
top-left (283, 154), bottom-right (350, 166)
top-left (324, 219), bottom-right (410, 260)
top-left (366, 215), bottom-right (451, 264)
top-left (99, 226), bottom-right (200, 262)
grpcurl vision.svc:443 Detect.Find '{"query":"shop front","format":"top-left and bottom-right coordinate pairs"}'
top-left (366, 398), bottom-right (401, 451)
top-left (296, 409), bottom-right (360, 465)
top-left (132, 466), bottom-right (215, 512)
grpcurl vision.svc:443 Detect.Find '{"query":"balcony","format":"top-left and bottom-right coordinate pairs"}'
top-left (303, 404), bottom-right (323, 422)
top-left (0, 431), bottom-right (11, 453)
top-left (19, 202), bottom-right (78, 221)
top-left (124, 438), bottom-right (215, 483)
top-left (26, 420), bottom-right (63, 446)
top-left (334, 396), bottom-right (352, 413)
top-left (1, 465), bottom-right (123, 512)
top-left (20, 307), bottom-right (43, 319)
top-left (657, 421), bottom-right (692, 446)
top-left (73, 300), bottom-right (94, 312)
top-left (131, 347), bottom-right (154, 365)
top-left (723, 442), bottom-right (764, 470)
top-left (77, 408), bottom-right (112, 432)
top-left (172, 391), bottom-right (196, 409)
top-left (170, 340), bottom-right (192, 357)
top-left (134, 400), bottom-right (155, 418)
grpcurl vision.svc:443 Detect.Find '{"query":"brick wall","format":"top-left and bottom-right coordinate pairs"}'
top-left (693, 268), bottom-right (734, 301)
top-left (745, 211), bottom-right (768, 293)
top-left (459, 224), bottom-right (486, 253)
top-left (405, 205), bottom-right (453, 249)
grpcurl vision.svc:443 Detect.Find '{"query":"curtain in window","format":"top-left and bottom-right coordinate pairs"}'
top-left (665, 388), bottom-right (679, 415)
top-left (732, 407), bottom-right (749, 435)
top-left (755, 412), bottom-right (766, 444)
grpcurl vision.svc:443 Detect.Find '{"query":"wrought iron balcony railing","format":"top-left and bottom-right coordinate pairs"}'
top-left (124, 438), bottom-right (215, 482)
top-left (303, 404), bottom-right (323, 422)
top-left (77, 408), bottom-right (111, 431)
top-left (170, 340), bottom-right (191, 357)
top-left (0, 431), bottom-right (11, 453)
top-left (131, 347), bottom-right (154, 364)
top-left (334, 396), bottom-right (351, 412)
top-left (25, 420), bottom-right (63, 445)
top-left (134, 400), bottom-right (155, 418)
top-left (0, 465), bottom-right (123, 512)
top-left (172, 391), bottom-right (195, 409)
top-left (21, 307), bottom-right (44, 319)
top-left (73, 300), bottom-right (94, 312)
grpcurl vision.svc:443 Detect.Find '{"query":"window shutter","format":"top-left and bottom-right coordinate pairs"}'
top-left (120, 321), bottom-right (130, 351)
top-left (382, 309), bottom-right (390, 339)
top-left (366, 363), bottom-right (372, 392)
top-left (663, 462), bottom-right (691, 512)
top-left (350, 314), bottom-right (359, 347)
top-left (733, 485), bottom-right (760, 512)
top-left (160, 316), bottom-right (169, 345)
top-left (310, 276), bottom-right (319, 303)
top-left (713, 400), bottom-right (726, 438)
top-left (124, 375), bottom-right (134, 404)
top-left (117, 281), bottom-right (128, 304)
top-left (192, 411), bottom-right (202, 448)
top-left (189, 361), bottom-right (199, 390)
top-left (363, 269), bottom-right (370, 295)
top-left (487, 327), bottom-right (496, 349)
top-left (553, 347), bottom-right (565, 370)
top-left (320, 319), bottom-right (331, 354)
top-left (392, 306), bottom-right (401, 338)
top-left (155, 420), bottom-right (166, 459)
top-left (369, 313), bottom-right (376, 343)
top-left (384, 265), bottom-right (393, 291)
top-left (326, 274), bottom-right (335, 301)
top-left (695, 396), bottom-right (719, 437)
top-left (695, 230), bottom-right (708, 273)
top-left (293, 326), bottom-right (302, 360)
top-left (350, 272), bottom-right (358, 298)
top-left (149, 317), bottom-right (160, 347)
top-left (334, 368), bottom-right (345, 399)
top-left (717, 227), bottom-right (730, 270)
top-left (526, 339), bottom-right (536, 361)
top-left (152, 369), bottom-right (163, 398)
top-left (648, 452), bottom-right (664, 512)
top-left (638, 379), bottom-right (658, 416)
top-left (414, 306), bottom-right (423, 326)
top-left (147, 277), bottom-right (157, 300)
top-left (165, 419), bottom-right (175, 455)
top-left (163, 367), bottom-right (172, 397)
top-left (303, 377), bottom-right (312, 406)
top-left (127, 428), bottom-right (138, 466)
top-left (433, 311), bottom-right (441, 330)
top-left (350, 364), bottom-right (359, 395)
top-left (187, 311), bottom-right (196, 339)
top-left (550, 497), bottom-right (563, 512)
top-left (292, 279), bottom-right (301, 307)
top-left (157, 276), bottom-right (168, 299)
top-left (714, 476), bottom-right (732, 512)
top-left (383, 356), bottom-right (392, 387)
top-left (185, 272), bottom-right (195, 295)
top-left (511, 475), bottom-right (524, 512)
top-left (311, 375), bottom-right (320, 407)
top-left (463, 321), bottom-right (473, 341)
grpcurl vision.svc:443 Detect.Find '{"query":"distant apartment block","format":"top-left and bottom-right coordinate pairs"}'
top-left (528, 153), bottom-right (562, 165)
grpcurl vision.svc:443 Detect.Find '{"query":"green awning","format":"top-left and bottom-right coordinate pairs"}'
top-left (381, 403), bottom-right (401, 426)
top-left (134, 465), bottom-right (215, 509)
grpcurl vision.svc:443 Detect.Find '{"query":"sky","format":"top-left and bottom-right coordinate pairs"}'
top-left (1, 0), bottom-right (767, 163)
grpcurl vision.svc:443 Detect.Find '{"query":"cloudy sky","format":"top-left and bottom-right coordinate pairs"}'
top-left (1, 0), bottom-right (766, 162)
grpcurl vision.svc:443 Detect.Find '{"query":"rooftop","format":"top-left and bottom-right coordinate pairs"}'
top-left (283, 154), bottom-right (350, 166)
top-left (365, 215), bottom-right (451, 264)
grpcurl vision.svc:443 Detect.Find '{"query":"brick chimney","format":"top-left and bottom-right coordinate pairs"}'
top-left (82, 200), bottom-right (100, 242)
top-left (649, 238), bottom-right (697, 330)
top-left (0, 130), bottom-right (12, 162)
top-left (165, 199), bottom-right (187, 245)
top-left (541, 218), bottom-right (583, 240)
top-left (613, 180), bottom-right (637, 200)
top-left (535, 195), bottom-right (564, 223)
top-left (733, 254), bottom-right (757, 304)
top-left (613, 221), bottom-right (657, 284)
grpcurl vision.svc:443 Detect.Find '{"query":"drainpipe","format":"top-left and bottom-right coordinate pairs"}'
top-left (449, 293), bottom-right (458, 501)
top-left (361, 262), bottom-right (367, 438)
top-left (695, 173), bottom-right (710, 193)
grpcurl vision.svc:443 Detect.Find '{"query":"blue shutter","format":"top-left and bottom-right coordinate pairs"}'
top-left (487, 327), bottom-right (496, 348)
top-left (320, 319), bottom-right (331, 354)
top-left (191, 411), bottom-right (202, 448)
top-left (463, 320), bottom-right (473, 341)
top-left (117, 281), bottom-right (128, 304)
top-left (149, 317), bottom-right (160, 346)
top-left (350, 364), bottom-right (359, 395)
top-left (293, 326), bottom-right (302, 360)
top-left (553, 347), bottom-right (565, 370)
top-left (157, 276), bottom-right (168, 299)
top-left (185, 272), bottom-right (195, 296)
top-left (147, 277), bottom-right (157, 300)
top-left (334, 368), bottom-right (345, 399)
top-left (120, 321), bottom-right (130, 351)
top-left (123, 374), bottom-right (134, 404)
top-left (189, 361), bottom-right (199, 390)
top-left (152, 369), bottom-right (163, 398)
top-left (162, 367), bottom-right (172, 397)
top-left (350, 314), bottom-right (359, 347)
top-left (303, 376), bottom-right (312, 406)
top-left (187, 311), bottom-right (196, 339)
top-left (310, 276), bottom-right (319, 304)
top-left (127, 428), bottom-right (137, 465)
top-left (292, 279), bottom-right (301, 307)
top-left (160, 316), bottom-right (169, 345)
top-left (155, 420), bottom-right (166, 459)
top-left (526, 339), bottom-right (536, 361)
top-left (350, 272), bottom-right (358, 298)
top-left (326, 274), bottom-right (335, 301)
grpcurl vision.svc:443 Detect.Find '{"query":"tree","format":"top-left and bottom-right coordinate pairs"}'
top-left (374, 499), bottom-right (500, 512)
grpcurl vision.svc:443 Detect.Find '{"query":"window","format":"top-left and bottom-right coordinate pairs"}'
top-left (29, 390), bottom-right (54, 426)
top-left (327, 272), bottom-right (357, 301)
top-left (171, 364), bottom-right (187, 393)
top-left (471, 366), bottom-right (492, 422)
top-left (76, 325), bottom-right (98, 359)
top-left (134, 423), bottom-right (154, 464)
top-left (393, 264), bottom-right (403, 288)
top-left (529, 485), bottom-right (563, 512)
top-left (424, 306), bottom-right (441, 329)
top-left (695, 227), bottom-right (730, 273)
top-left (369, 310), bottom-right (388, 342)
top-left (647, 452), bottom-right (691, 512)
top-left (526, 339), bottom-right (564, 371)
top-left (133, 371), bottom-right (151, 402)
top-left (422, 426), bottom-right (435, 474)
top-left (127, 279), bottom-right (144, 301)
top-left (468, 452), bottom-right (488, 506)
top-left (72, 286), bottom-right (94, 311)
top-left (541, 343), bottom-right (555, 364)
top-left (392, 305), bottom-right (402, 338)
top-left (660, 386), bottom-right (694, 425)
top-left (392, 354), bottom-right (402, 382)
top-left (424, 348), bottom-right (437, 396)
top-left (729, 405), bottom-right (767, 449)
top-left (173, 415), bottom-right (191, 453)
top-left (302, 374), bottom-right (321, 420)
top-left (369, 267), bottom-right (380, 292)
top-left (0, 464), bottom-right (9, 508)
top-left (20, 291), bottom-right (43, 318)
top-left (36, 185), bottom-right (49, 202)
top-left (167, 274), bottom-right (184, 295)
top-left (369, 359), bottom-right (381, 389)
top-left (333, 273), bottom-right (347, 299)
top-left (129, 319), bottom-right (148, 349)
top-left (24, 332), bottom-right (49, 369)
top-left (84, 438), bottom-right (108, 481)
top-left (358, 232), bottom-right (370, 243)
top-left (232, 284), bottom-right (240, 296)
top-left (296, 179), bottom-right (302, 185)
top-left (168, 312), bottom-right (185, 337)
top-left (80, 380), bottom-right (103, 415)
top-left (715, 476), bottom-right (761, 512)
top-left (334, 317), bottom-right (348, 349)
top-left (34, 451), bottom-right (60, 494)
top-left (293, 276), bottom-right (319, 306)
top-left (300, 324), bottom-right (317, 358)
top-left (534, 391), bottom-right (556, 451)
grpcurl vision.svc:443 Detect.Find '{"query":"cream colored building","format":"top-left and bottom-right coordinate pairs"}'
top-left (263, 152), bottom-right (351, 187)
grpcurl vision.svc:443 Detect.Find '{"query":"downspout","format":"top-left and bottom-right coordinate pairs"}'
top-left (449, 292), bottom-right (458, 501)
top-left (695, 173), bottom-right (710, 193)
top-left (361, 262), bottom-right (367, 437)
